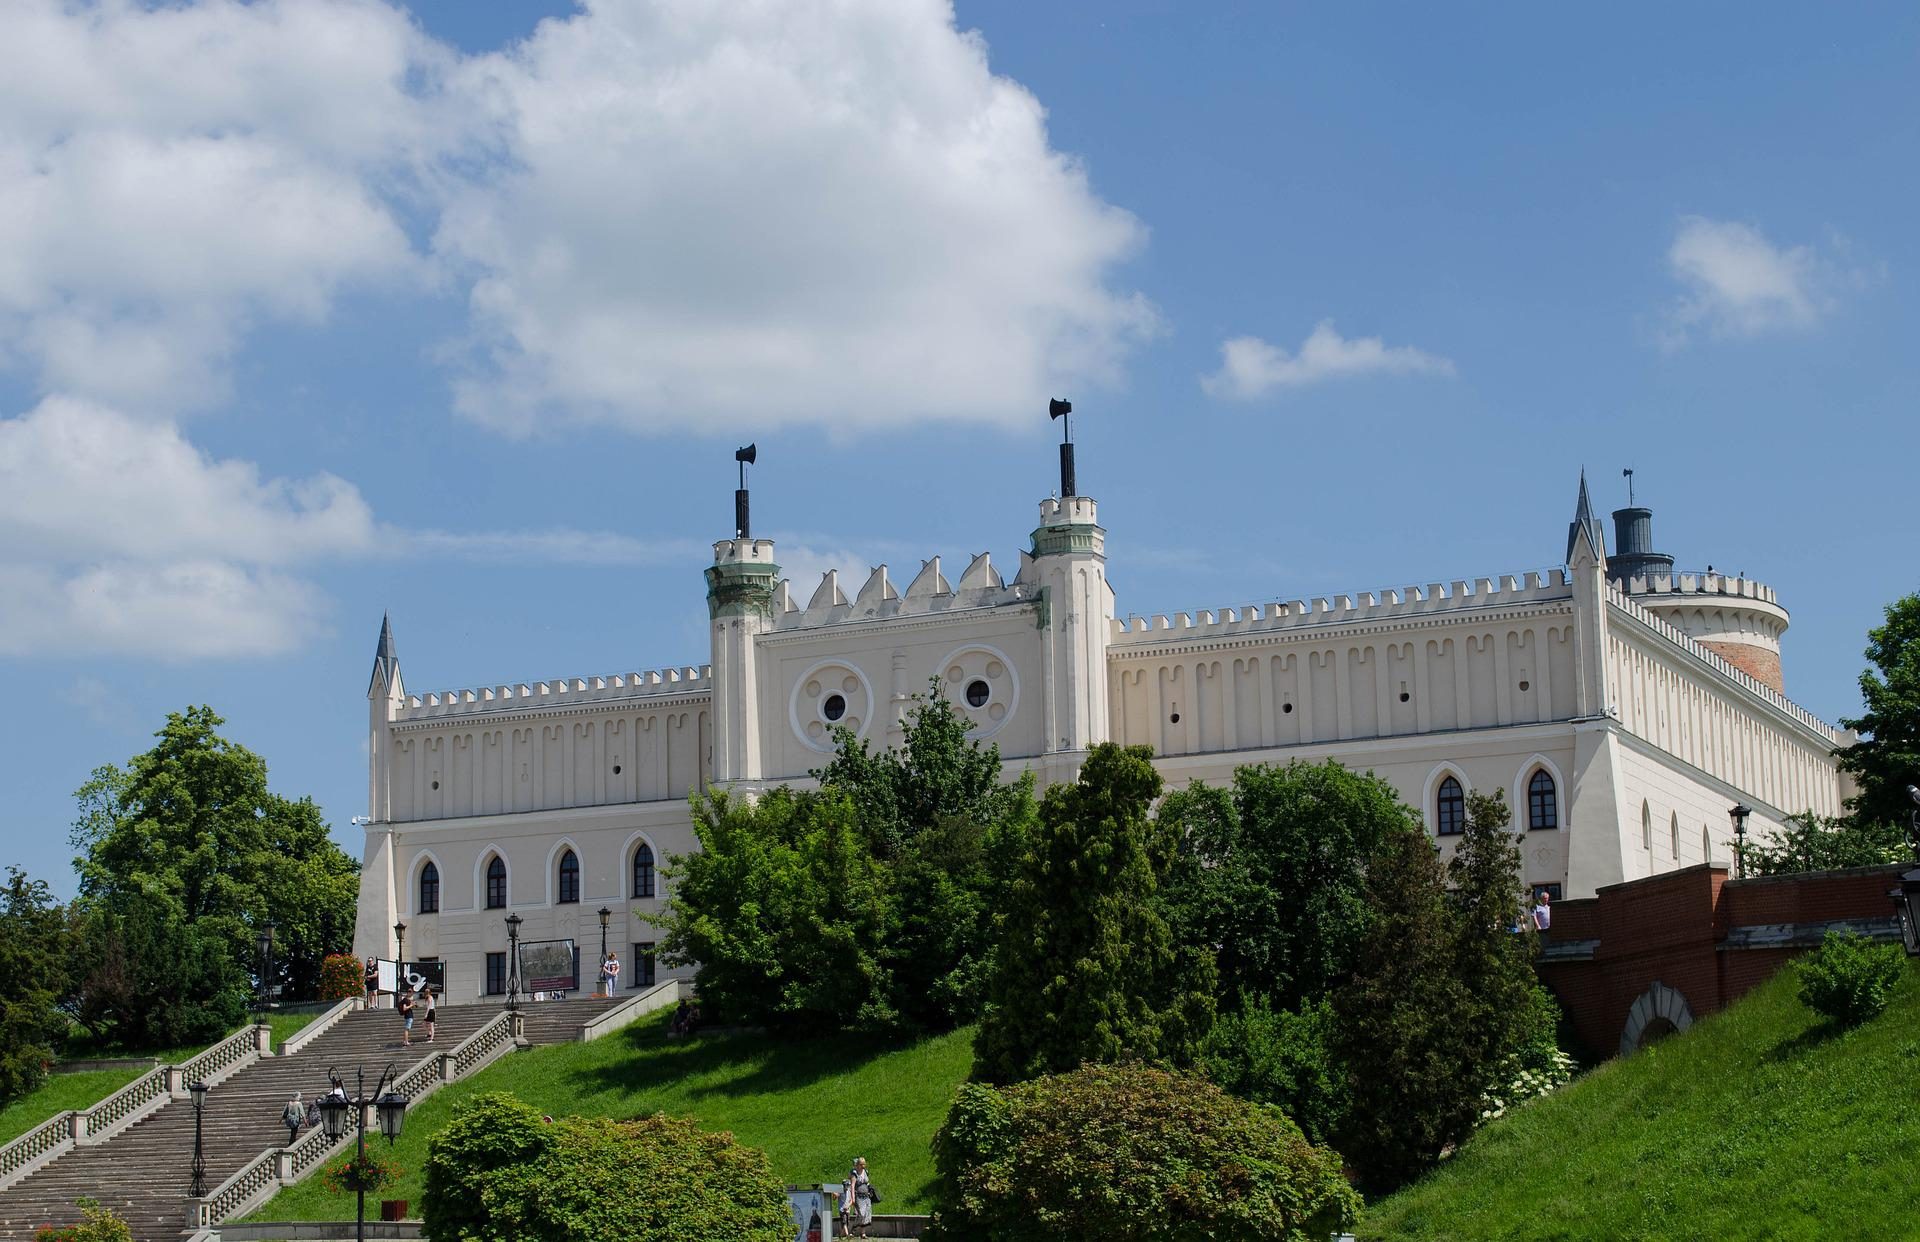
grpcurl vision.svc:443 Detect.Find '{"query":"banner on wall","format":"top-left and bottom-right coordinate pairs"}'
top-left (401, 960), bottom-right (447, 993)
top-left (517, 938), bottom-right (578, 992)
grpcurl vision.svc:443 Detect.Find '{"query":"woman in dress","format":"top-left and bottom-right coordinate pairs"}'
top-left (840, 1156), bottom-right (873, 1238)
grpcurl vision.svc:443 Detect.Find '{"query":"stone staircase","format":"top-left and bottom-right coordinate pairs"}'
top-left (0, 996), bottom-right (636, 1242)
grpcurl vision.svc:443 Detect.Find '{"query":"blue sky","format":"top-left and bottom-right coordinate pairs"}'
top-left (3, 1), bottom-right (1914, 897)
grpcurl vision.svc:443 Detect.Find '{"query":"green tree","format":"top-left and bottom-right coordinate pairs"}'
top-left (423, 1092), bottom-right (791, 1242)
top-left (927, 1062), bottom-right (1359, 1242)
top-left (70, 707), bottom-right (358, 1006)
top-left (1747, 811), bottom-right (1907, 876)
top-left (1837, 592), bottom-right (1920, 833)
top-left (0, 868), bottom-right (71, 1105)
top-left (1445, 792), bottom-right (1549, 1106)
top-left (69, 889), bottom-right (249, 1049)
top-left (973, 743), bottom-right (1216, 1084)
top-left (659, 787), bottom-right (897, 1031)
top-left (1160, 760), bottom-right (1421, 1011)
top-left (1197, 995), bottom-right (1349, 1147)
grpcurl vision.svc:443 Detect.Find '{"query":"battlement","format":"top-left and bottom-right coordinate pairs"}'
top-left (397, 664), bottom-right (713, 721)
top-left (1607, 588), bottom-right (1831, 735)
top-left (767, 551), bottom-right (1038, 633)
top-left (1623, 571), bottom-right (1780, 608)
top-left (1109, 569), bottom-right (1573, 646)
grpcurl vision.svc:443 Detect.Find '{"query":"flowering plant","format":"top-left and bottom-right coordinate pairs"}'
top-left (1477, 1047), bottom-right (1576, 1123)
top-left (323, 1150), bottom-right (403, 1194)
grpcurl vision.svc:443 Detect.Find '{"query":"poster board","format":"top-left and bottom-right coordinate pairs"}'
top-left (375, 959), bottom-right (399, 993)
top-left (517, 938), bottom-right (577, 992)
top-left (401, 960), bottom-right (446, 993)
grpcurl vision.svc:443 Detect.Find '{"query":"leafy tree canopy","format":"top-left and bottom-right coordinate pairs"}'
top-left (973, 743), bottom-right (1216, 1084)
top-left (1837, 592), bottom-right (1920, 832)
top-left (0, 867), bottom-right (72, 1105)
top-left (70, 706), bottom-right (358, 1005)
top-left (1160, 759), bottom-right (1421, 1011)
top-left (1748, 812), bottom-right (1907, 876)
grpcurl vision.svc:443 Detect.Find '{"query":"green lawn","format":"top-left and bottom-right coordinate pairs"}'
top-left (251, 1011), bottom-right (974, 1220)
top-left (0, 1012), bottom-right (319, 1147)
top-left (1364, 959), bottom-right (1920, 1241)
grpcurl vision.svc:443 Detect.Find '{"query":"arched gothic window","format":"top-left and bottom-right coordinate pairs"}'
top-left (418, 861), bottom-right (439, 914)
top-left (1701, 824), bottom-right (1713, 863)
top-left (1642, 802), bottom-right (1653, 851)
top-left (1436, 776), bottom-right (1465, 836)
top-left (1670, 812), bottom-right (1680, 860)
top-left (485, 855), bottom-right (507, 909)
top-left (1527, 770), bottom-right (1558, 831)
top-left (633, 843), bottom-right (656, 899)
top-left (557, 849), bottom-right (580, 904)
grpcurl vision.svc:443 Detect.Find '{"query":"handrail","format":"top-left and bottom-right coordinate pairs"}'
top-left (578, 978), bottom-right (685, 1042)
top-left (178, 1023), bottom-right (266, 1087)
top-left (280, 997), bottom-right (357, 1057)
top-left (0, 1111), bottom-right (74, 1189)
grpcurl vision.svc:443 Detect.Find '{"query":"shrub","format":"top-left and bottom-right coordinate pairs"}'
top-left (319, 952), bottom-right (364, 1002)
top-left (422, 1091), bottom-right (790, 1242)
top-left (33, 1199), bottom-right (133, 1242)
top-left (1797, 930), bottom-right (1905, 1027)
top-left (1198, 996), bottom-right (1348, 1146)
top-left (927, 1061), bottom-right (1359, 1242)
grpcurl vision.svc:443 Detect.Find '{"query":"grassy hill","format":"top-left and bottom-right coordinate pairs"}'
top-left (1364, 959), bottom-right (1920, 1241)
top-left (0, 1012), bottom-right (317, 1146)
top-left (252, 1010), bottom-right (973, 1219)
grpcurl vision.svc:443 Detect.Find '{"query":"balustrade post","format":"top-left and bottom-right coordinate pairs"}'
top-left (69, 1112), bottom-right (87, 1143)
top-left (440, 1052), bottom-right (454, 1083)
top-left (166, 1066), bottom-right (186, 1097)
top-left (277, 1149), bottom-right (295, 1181)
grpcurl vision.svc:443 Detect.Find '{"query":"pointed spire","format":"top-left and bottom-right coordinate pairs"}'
top-left (1566, 470), bottom-right (1605, 566)
top-left (369, 612), bottom-right (400, 694)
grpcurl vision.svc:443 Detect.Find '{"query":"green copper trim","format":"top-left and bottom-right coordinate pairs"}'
top-left (705, 561), bottom-right (781, 619)
top-left (1029, 521), bottom-right (1106, 559)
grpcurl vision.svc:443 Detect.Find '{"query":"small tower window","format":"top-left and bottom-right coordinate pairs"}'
top-left (1671, 812), bottom-right (1681, 860)
top-left (1527, 770), bottom-right (1558, 831)
top-left (1436, 776), bottom-right (1466, 836)
top-left (633, 843), bottom-right (656, 900)
top-left (823, 694), bottom-right (847, 721)
top-left (557, 849), bottom-right (580, 904)
top-left (1642, 801), bottom-right (1653, 851)
top-left (485, 855), bottom-right (507, 909)
top-left (418, 861), bottom-right (439, 914)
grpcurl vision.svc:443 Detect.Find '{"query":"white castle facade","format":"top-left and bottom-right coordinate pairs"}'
top-left (351, 464), bottom-right (1849, 1001)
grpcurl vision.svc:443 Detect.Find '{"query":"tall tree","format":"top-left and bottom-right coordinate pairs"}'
top-left (1837, 592), bottom-right (1920, 834)
top-left (1445, 792), bottom-right (1544, 1090)
top-left (1159, 760), bottom-right (1420, 1012)
top-left (70, 706), bottom-right (358, 1005)
top-left (0, 868), bottom-right (71, 1104)
top-left (973, 743), bottom-right (1216, 1084)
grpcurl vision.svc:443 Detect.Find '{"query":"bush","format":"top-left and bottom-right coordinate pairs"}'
top-left (1797, 930), bottom-right (1905, 1027)
top-left (422, 1091), bottom-right (790, 1242)
top-left (927, 1062), bottom-right (1359, 1242)
top-left (33, 1198), bottom-right (133, 1242)
top-left (319, 953), bottom-right (363, 1003)
top-left (1198, 996), bottom-right (1348, 1146)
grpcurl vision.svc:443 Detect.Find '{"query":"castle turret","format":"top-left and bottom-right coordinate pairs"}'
top-left (355, 614), bottom-right (403, 963)
top-left (707, 448), bottom-right (778, 782)
top-left (1032, 404), bottom-right (1111, 780)
top-left (1606, 493), bottom-right (1790, 694)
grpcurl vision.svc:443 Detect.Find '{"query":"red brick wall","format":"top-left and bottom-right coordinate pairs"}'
top-left (1699, 640), bottom-right (1783, 694)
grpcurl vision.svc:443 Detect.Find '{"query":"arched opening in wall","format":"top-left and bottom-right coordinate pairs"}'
top-left (1641, 801), bottom-right (1653, 851)
top-left (558, 849), bottom-right (580, 904)
top-left (1670, 812), bottom-right (1680, 860)
top-left (1619, 980), bottom-right (1695, 1057)
top-left (1527, 770), bottom-right (1558, 831)
top-left (1436, 776), bottom-right (1465, 836)
top-left (1638, 1016), bottom-right (1680, 1047)
top-left (632, 843), bottom-right (656, 899)
top-left (484, 855), bottom-right (507, 909)
top-left (418, 861), bottom-right (440, 914)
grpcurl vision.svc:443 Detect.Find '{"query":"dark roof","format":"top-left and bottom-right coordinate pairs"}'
top-left (1566, 470), bottom-right (1605, 565)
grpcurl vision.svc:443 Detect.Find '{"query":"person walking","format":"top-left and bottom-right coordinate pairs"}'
top-left (364, 956), bottom-right (380, 1009)
top-left (601, 951), bottom-right (621, 997)
top-left (840, 1156), bottom-right (875, 1238)
top-left (422, 986), bottom-right (438, 1043)
top-left (398, 986), bottom-right (416, 1048)
top-left (281, 1093), bottom-right (304, 1146)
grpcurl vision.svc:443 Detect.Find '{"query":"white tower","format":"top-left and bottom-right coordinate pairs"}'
top-left (706, 449), bottom-right (778, 784)
top-left (355, 614), bottom-right (403, 961)
top-left (1031, 408), bottom-right (1112, 784)
top-left (1563, 474), bottom-right (1631, 895)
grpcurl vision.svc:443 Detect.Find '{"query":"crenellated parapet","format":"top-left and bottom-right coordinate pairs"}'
top-left (1620, 571), bottom-right (1790, 694)
top-left (1606, 587), bottom-right (1827, 736)
top-left (397, 665), bottom-right (713, 721)
top-left (1110, 569), bottom-right (1573, 646)
top-left (767, 551), bottom-right (1038, 633)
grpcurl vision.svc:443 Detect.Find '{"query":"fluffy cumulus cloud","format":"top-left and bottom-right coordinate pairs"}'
top-left (1660, 216), bottom-right (1865, 346)
top-left (0, 0), bottom-right (438, 409)
top-left (1201, 321), bottom-right (1455, 400)
top-left (435, 0), bottom-right (1156, 434)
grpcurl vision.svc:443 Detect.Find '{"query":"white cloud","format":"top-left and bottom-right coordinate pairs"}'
top-left (0, 0), bottom-right (440, 409)
top-left (1660, 216), bottom-right (1861, 346)
top-left (435, 0), bottom-right (1156, 434)
top-left (1201, 321), bottom-right (1455, 400)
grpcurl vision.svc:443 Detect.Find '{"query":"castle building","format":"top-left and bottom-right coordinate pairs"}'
top-left (352, 461), bottom-right (1849, 1001)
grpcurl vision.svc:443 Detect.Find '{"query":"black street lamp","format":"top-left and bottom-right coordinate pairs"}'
top-left (598, 907), bottom-right (611, 996)
top-left (255, 920), bottom-right (277, 1027)
top-left (1728, 804), bottom-right (1753, 879)
top-left (188, 1079), bottom-right (210, 1197)
top-left (1890, 786), bottom-right (1920, 957)
top-left (318, 1063), bottom-right (409, 1242)
top-left (393, 921), bottom-right (407, 985)
top-left (504, 913), bottom-right (523, 1013)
